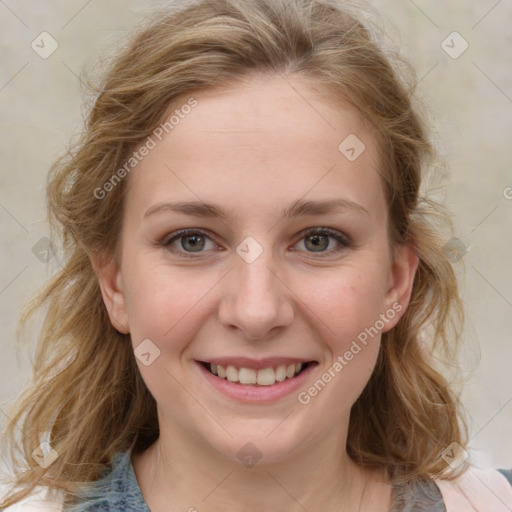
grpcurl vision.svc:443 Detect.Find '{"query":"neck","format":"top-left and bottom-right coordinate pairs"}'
top-left (131, 419), bottom-right (391, 512)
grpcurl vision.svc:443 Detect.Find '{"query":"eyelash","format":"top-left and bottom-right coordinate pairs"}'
top-left (159, 227), bottom-right (352, 258)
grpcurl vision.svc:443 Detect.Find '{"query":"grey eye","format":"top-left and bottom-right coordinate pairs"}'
top-left (304, 234), bottom-right (330, 252)
top-left (181, 234), bottom-right (206, 252)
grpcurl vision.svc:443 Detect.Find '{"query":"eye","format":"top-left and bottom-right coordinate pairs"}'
top-left (160, 229), bottom-right (218, 256)
top-left (293, 228), bottom-right (351, 256)
top-left (159, 227), bottom-right (351, 258)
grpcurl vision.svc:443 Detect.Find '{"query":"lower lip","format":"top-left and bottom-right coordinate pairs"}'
top-left (195, 362), bottom-right (317, 403)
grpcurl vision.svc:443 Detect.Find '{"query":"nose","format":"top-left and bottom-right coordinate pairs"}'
top-left (217, 249), bottom-right (295, 341)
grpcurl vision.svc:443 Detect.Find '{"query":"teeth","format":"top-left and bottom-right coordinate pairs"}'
top-left (257, 367), bottom-right (276, 386)
top-left (275, 364), bottom-right (287, 382)
top-left (208, 362), bottom-right (304, 386)
top-left (226, 365), bottom-right (238, 382)
top-left (238, 367), bottom-right (257, 384)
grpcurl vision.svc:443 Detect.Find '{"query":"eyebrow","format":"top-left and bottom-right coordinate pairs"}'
top-left (143, 198), bottom-right (369, 220)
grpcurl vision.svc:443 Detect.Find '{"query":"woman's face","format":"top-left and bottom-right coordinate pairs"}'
top-left (96, 74), bottom-right (417, 464)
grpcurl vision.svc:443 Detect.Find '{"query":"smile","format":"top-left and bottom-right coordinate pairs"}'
top-left (195, 358), bottom-right (318, 403)
top-left (203, 362), bottom-right (309, 386)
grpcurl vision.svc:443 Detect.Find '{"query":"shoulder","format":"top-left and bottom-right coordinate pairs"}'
top-left (61, 451), bottom-right (148, 511)
top-left (435, 466), bottom-right (512, 512)
top-left (1, 451), bottom-right (139, 512)
top-left (498, 468), bottom-right (512, 485)
top-left (1, 486), bottom-right (64, 511)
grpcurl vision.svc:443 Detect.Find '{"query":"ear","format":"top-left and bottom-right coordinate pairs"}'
top-left (382, 242), bottom-right (419, 332)
top-left (90, 251), bottom-right (130, 334)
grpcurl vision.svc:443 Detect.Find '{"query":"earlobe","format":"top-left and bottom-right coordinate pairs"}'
top-left (90, 252), bottom-right (130, 334)
top-left (382, 243), bottom-right (419, 331)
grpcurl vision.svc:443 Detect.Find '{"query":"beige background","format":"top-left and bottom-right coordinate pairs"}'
top-left (1, 0), bottom-right (511, 475)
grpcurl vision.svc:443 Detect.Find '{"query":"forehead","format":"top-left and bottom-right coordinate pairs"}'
top-left (163, 74), bottom-right (370, 163)
top-left (125, 74), bottom-right (385, 223)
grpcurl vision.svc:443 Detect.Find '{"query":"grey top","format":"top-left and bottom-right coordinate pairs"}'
top-left (63, 451), bottom-right (512, 511)
top-left (64, 452), bottom-right (149, 512)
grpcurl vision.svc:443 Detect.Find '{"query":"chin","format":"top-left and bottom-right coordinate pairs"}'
top-left (204, 419), bottom-right (317, 468)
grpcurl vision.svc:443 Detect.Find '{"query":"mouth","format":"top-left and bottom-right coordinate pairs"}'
top-left (197, 360), bottom-right (316, 386)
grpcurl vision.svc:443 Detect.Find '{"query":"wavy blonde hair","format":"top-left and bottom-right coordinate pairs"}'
top-left (1, 0), bottom-right (468, 506)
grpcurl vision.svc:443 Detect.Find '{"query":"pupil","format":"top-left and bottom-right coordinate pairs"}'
top-left (306, 235), bottom-right (328, 252)
top-left (183, 235), bottom-right (204, 252)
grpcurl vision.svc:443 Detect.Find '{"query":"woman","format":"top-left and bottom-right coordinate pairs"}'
top-left (1, 0), bottom-right (511, 510)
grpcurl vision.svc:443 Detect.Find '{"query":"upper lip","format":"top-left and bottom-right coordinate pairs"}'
top-left (197, 357), bottom-right (316, 370)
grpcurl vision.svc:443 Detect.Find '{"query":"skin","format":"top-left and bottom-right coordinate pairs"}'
top-left (93, 73), bottom-right (418, 512)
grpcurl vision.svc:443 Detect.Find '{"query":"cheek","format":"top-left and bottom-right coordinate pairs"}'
top-left (124, 267), bottom-right (215, 405)
top-left (302, 266), bottom-right (389, 344)
top-left (300, 265), bottom-right (388, 390)
top-left (293, 272), bottom-right (385, 419)
top-left (122, 260), bottom-right (216, 346)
